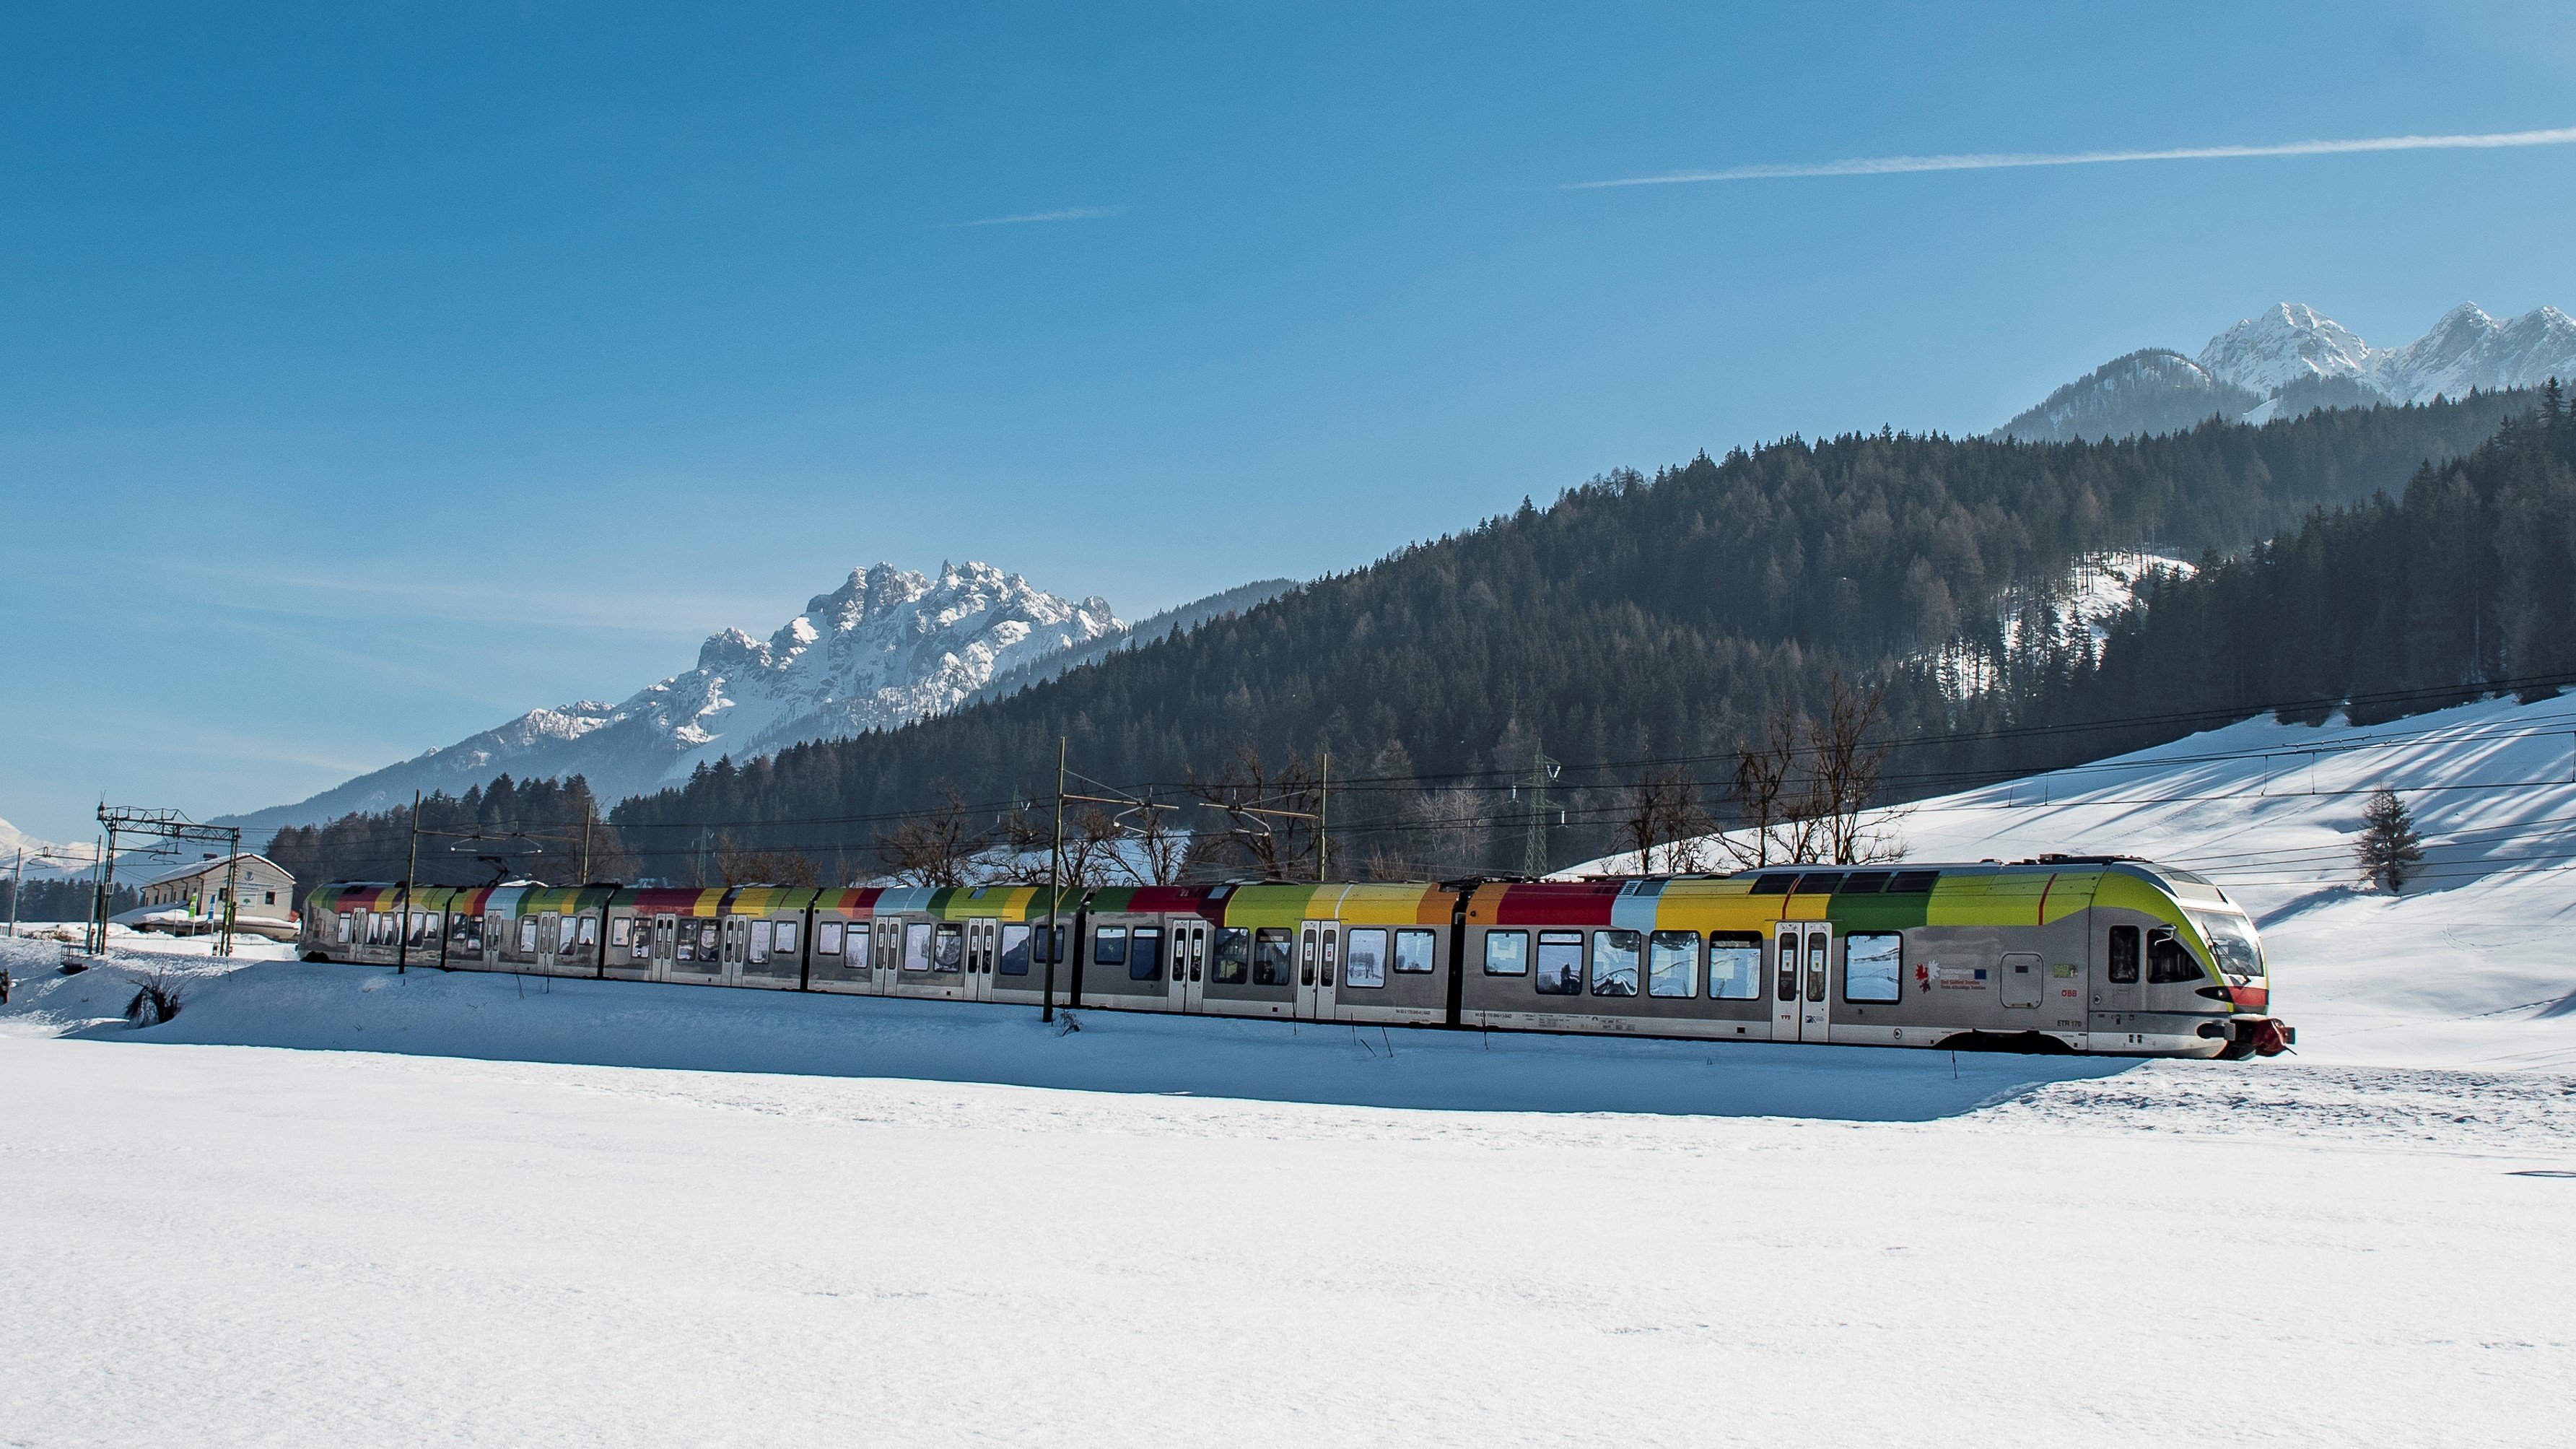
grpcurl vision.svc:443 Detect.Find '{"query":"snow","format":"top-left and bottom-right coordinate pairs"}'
top-left (2198, 300), bottom-right (2576, 406)
top-left (6, 695), bottom-right (2576, 1443)
top-left (0, 947), bottom-right (2570, 1445)
top-left (2197, 302), bottom-right (2375, 394)
top-left (1931, 551), bottom-right (2193, 697)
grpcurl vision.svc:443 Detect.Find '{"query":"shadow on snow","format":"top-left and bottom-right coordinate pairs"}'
top-left (64, 960), bottom-right (2139, 1123)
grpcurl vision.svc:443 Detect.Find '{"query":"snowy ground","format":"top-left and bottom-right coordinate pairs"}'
top-left (5, 697), bottom-right (2575, 1445)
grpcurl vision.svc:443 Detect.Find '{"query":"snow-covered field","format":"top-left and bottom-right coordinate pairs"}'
top-left (5, 695), bottom-right (2575, 1445)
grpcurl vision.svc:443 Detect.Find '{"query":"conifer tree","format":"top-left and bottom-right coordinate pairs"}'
top-left (2354, 786), bottom-right (2425, 892)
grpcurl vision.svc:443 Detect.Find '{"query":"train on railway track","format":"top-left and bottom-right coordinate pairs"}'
top-left (300, 856), bottom-right (2291, 1058)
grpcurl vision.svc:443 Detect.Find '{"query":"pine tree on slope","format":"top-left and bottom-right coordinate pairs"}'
top-left (2354, 785), bottom-right (2425, 892)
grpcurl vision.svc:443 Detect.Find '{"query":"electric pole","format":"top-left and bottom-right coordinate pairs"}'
top-left (1521, 739), bottom-right (1560, 876)
top-left (1044, 736), bottom-right (1065, 1023)
top-left (397, 788), bottom-right (421, 974)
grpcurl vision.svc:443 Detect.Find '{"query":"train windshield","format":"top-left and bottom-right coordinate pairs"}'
top-left (2188, 910), bottom-right (2266, 980)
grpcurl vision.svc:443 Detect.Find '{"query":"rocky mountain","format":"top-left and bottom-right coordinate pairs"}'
top-left (1996, 302), bottom-right (2576, 442)
top-left (219, 562), bottom-right (1122, 837)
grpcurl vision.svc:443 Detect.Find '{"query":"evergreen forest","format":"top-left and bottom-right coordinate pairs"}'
top-left (274, 389), bottom-right (2559, 884)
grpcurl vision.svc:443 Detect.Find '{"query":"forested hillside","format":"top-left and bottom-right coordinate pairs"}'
top-left (588, 392), bottom-right (2530, 878)
top-left (2022, 386), bottom-right (2576, 752)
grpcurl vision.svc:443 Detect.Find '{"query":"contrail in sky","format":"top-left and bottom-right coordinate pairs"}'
top-left (1568, 124), bottom-right (2576, 188)
top-left (961, 205), bottom-right (1126, 225)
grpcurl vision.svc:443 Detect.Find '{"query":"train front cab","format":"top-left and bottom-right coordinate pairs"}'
top-left (2082, 863), bottom-right (2287, 1059)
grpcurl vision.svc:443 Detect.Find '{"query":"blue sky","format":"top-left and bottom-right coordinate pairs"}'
top-left (6, 1), bottom-right (2575, 844)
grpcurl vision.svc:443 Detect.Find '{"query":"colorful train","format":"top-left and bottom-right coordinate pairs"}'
top-left (300, 856), bottom-right (2292, 1059)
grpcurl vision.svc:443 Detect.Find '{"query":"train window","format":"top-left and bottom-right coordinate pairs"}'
top-left (998, 923), bottom-right (1031, 975)
top-left (1091, 924), bottom-right (1129, 967)
top-left (611, 917), bottom-right (632, 949)
top-left (749, 921), bottom-right (774, 964)
top-left (1647, 931), bottom-right (1698, 997)
top-left (1884, 871), bottom-right (1940, 894)
top-left (697, 921), bottom-right (720, 959)
top-left (1750, 874), bottom-right (1796, 895)
top-left (1838, 872), bottom-right (1890, 894)
top-left (629, 921), bottom-right (647, 960)
top-left (1212, 926), bottom-right (1251, 984)
top-left (1393, 928), bottom-right (1436, 975)
top-left (1482, 930), bottom-right (1529, 975)
top-left (519, 917), bottom-right (539, 953)
top-left (849, 928), bottom-right (871, 970)
top-left (2106, 925), bottom-right (2139, 983)
top-left (2146, 927), bottom-right (2199, 983)
top-left (2189, 912), bottom-right (2266, 980)
top-left (1844, 932), bottom-right (1903, 1002)
top-left (451, 913), bottom-right (473, 947)
top-left (904, 921), bottom-right (934, 971)
top-left (1791, 872), bottom-right (1846, 896)
top-left (336, 913), bottom-right (351, 943)
top-left (1129, 926), bottom-right (1163, 981)
top-left (774, 920), bottom-right (796, 957)
top-left (934, 922), bottom-right (966, 972)
top-left (1709, 933), bottom-right (1764, 998)
top-left (1343, 928), bottom-right (1387, 988)
top-left (1535, 931), bottom-right (1584, 995)
top-left (1253, 928), bottom-right (1294, 985)
top-left (1032, 924), bottom-right (1063, 965)
top-left (817, 921), bottom-right (843, 956)
top-left (1591, 931), bottom-right (1641, 996)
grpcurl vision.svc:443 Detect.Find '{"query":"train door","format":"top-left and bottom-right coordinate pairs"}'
top-left (968, 918), bottom-right (999, 1002)
top-left (1771, 924), bottom-right (1802, 1040)
top-left (2093, 923), bottom-right (2142, 1019)
top-left (715, 916), bottom-right (741, 983)
top-left (1798, 923), bottom-right (1833, 1043)
top-left (650, 914), bottom-right (677, 981)
top-left (538, 913), bottom-right (561, 972)
top-left (1295, 921), bottom-right (1339, 1021)
top-left (873, 920), bottom-right (901, 993)
top-left (1169, 920), bottom-right (1208, 1013)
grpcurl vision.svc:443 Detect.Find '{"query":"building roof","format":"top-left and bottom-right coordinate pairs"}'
top-left (135, 851), bottom-right (293, 889)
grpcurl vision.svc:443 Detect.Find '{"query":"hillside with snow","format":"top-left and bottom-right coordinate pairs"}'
top-left (219, 562), bottom-right (1122, 837)
top-left (1586, 691), bottom-right (2576, 1071)
top-left (1996, 300), bottom-right (2576, 442)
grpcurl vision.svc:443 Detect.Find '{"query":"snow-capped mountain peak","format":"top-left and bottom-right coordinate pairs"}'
top-left (2000, 300), bottom-right (2576, 443)
top-left (218, 562), bottom-right (1125, 837)
top-left (2196, 302), bottom-right (2375, 394)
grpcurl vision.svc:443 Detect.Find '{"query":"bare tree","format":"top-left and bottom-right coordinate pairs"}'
top-left (1723, 674), bottom-right (1903, 868)
top-left (1414, 783), bottom-right (1490, 879)
top-left (1804, 673), bottom-right (1903, 866)
top-left (1724, 700), bottom-right (1814, 869)
top-left (1123, 793), bottom-right (1190, 886)
top-left (715, 837), bottom-right (821, 887)
top-left (1623, 765), bottom-right (1713, 874)
top-left (1184, 744), bottom-right (1321, 881)
top-left (876, 791), bottom-right (991, 887)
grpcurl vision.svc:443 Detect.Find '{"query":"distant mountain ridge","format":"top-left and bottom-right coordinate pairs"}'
top-left (217, 562), bottom-right (1123, 839)
top-left (1997, 302), bottom-right (2576, 443)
